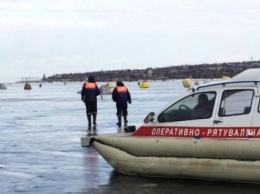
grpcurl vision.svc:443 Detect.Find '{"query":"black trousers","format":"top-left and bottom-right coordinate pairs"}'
top-left (85, 101), bottom-right (97, 115)
top-left (116, 103), bottom-right (127, 116)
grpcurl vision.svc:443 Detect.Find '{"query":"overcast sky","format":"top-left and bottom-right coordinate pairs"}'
top-left (1, 0), bottom-right (260, 82)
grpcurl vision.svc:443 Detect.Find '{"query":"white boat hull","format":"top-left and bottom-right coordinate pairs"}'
top-left (92, 139), bottom-right (260, 183)
top-left (89, 135), bottom-right (260, 183)
top-left (92, 136), bottom-right (260, 160)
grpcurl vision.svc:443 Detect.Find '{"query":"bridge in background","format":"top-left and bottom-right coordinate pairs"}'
top-left (20, 77), bottom-right (41, 83)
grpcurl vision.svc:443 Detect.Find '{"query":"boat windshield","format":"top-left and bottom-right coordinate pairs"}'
top-left (158, 92), bottom-right (216, 122)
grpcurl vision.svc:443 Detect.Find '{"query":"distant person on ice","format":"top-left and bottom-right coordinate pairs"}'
top-left (81, 76), bottom-right (101, 130)
top-left (112, 80), bottom-right (131, 127)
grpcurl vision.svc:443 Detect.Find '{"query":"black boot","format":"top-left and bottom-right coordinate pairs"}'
top-left (92, 113), bottom-right (97, 125)
top-left (123, 116), bottom-right (128, 127)
top-left (116, 116), bottom-right (122, 127)
top-left (87, 114), bottom-right (91, 130)
top-left (92, 113), bottom-right (97, 130)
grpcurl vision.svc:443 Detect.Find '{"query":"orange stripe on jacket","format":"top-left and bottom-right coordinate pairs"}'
top-left (84, 82), bottom-right (96, 89)
top-left (116, 86), bottom-right (127, 93)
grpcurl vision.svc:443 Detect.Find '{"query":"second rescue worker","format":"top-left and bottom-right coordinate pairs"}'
top-left (112, 80), bottom-right (132, 127)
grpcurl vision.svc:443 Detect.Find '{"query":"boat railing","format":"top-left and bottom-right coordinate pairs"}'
top-left (197, 80), bottom-right (260, 90)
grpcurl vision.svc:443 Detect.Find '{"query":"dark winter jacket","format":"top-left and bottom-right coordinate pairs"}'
top-left (81, 76), bottom-right (101, 102)
top-left (112, 81), bottom-right (131, 106)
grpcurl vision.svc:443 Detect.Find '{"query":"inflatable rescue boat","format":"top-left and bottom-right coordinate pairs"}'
top-left (81, 68), bottom-right (260, 184)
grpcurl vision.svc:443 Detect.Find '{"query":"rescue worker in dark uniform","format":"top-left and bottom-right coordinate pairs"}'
top-left (81, 76), bottom-right (101, 129)
top-left (112, 80), bottom-right (131, 127)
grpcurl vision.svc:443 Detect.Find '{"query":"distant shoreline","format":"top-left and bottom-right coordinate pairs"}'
top-left (14, 60), bottom-right (260, 83)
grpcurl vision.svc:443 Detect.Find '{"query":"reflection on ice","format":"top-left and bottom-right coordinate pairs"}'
top-left (0, 171), bottom-right (34, 179)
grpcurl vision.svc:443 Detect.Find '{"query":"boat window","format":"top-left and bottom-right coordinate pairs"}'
top-left (218, 89), bottom-right (253, 117)
top-left (158, 92), bottom-right (216, 122)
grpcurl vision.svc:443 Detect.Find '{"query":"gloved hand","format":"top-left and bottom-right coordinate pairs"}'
top-left (82, 95), bottom-right (86, 102)
top-left (128, 100), bottom-right (132, 104)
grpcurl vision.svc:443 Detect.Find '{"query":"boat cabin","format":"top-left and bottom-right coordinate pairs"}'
top-left (136, 68), bottom-right (260, 139)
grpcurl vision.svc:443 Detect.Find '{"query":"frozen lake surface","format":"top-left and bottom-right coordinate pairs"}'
top-left (1, 81), bottom-right (260, 194)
